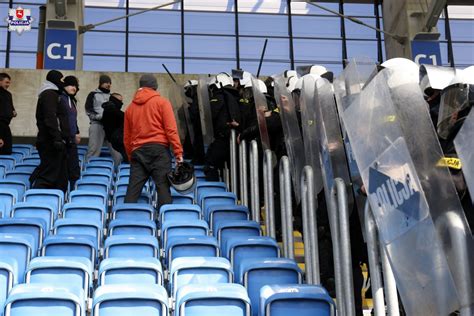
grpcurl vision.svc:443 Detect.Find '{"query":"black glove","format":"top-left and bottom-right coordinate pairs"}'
top-left (53, 140), bottom-right (66, 152)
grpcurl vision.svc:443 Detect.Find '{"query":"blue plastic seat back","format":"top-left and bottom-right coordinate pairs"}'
top-left (201, 192), bottom-right (237, 218)
top-left (22, 157), bottom-right (40, 165)
top-left (208, 205), bottom-right (249, 232)
top-left (12, 202), bottom-right (55, 232)
top-left (108, 219), bottom-right (156, 236)
top-left (105, 236), bottom-right (159, 259)
top-left (0, 156), bottom-right (16, 171)
top-left (114, 192), bottom-right (152, 205)
top-left (162, 220), bottom-right (209, 249)
top-left (237, 258), bottom-right (302, 316)
top-left (10, 152), bottom-right (25, 163)
top-left (13, 164), bottom-right (37, 173)
top-left (159, 204), bottom-right (201, 224)
top-left (260, 285), bottom-right (335, 316)
top-left (217, 221), bottom-right (261, 247)
top-left (225, 237), bottom-right (280, 273)
top-left (93, 284), bottom-right (168, 316)
top-left (5, 172), bottom-right (31, 189)
top-left (85, 163), bottom-right (114, 174)
top-left (43, 236), bottom-right (96, 264)
top-left (23, 189), bottom-right (63, 217)
top-left (0, 164), bottom-right (5, 178)
top-left (0, 189), bottom-right (18, 218)
top-left (99, 258), bottom-right (163, 286)
top-left (196, 182), bottom-right (227, 202)
top-left (69, 190), bottom-right (108, 207)
top-left (118, 164), bottom-right (130, 173)
top-left (81, 172), bottom-right (112, 185)
top-left (75, 180), bottom-right (109, 195)
top-left (88, 157), bottom-right (114, 168)
top-left (112, 203), bottom-right (154, 221)
top-left (0, 180), bottom-right (26, 200)
top-left (63, 203), bottom-right (106, 227)
top-left (0, 259), bottom-right (18, 310)
top-left (5, 284), bottom-right (84, 316)
top-left (0, 233), bottom-right (34, 283)
top-left (0, 218), bottom-right (47, 255)
top-left (54, 218), bottom-right (102, 249)
top-left (12, 145), bottom-right (33, 156)
top-left (171, 193), bottom-right (194, 205)
top-left (166, 236), bottom-right (219, 266)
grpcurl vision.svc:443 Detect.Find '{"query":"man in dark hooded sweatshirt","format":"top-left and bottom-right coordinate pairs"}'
top-left (0, 73), bottom-right (17, 155)
top-left (30, 70), bottom-right (70, 192)
top-left (101, 92), bottom-right (128, 162)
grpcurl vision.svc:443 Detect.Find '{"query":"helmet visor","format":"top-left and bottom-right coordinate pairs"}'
top-left (437, 83), bottom-right (470, 139)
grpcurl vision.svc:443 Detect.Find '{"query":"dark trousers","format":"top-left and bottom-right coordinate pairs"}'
top-left (67, 143), bottom-right (81, 189)
top-left (0, 122), bottom-right (12, 155)
top-left (30, 141), bottom-right (68, 193)
top-left (110, 131), bottom-right (129, 163)
top-left (204, 137), bottom-right (229, 181)
top-left (125, 144), bottom-right (172, 209)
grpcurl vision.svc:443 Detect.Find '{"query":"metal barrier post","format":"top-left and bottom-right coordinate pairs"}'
top-left (381, 245), bottom-right (400, 316)
top-left (230, 129), bottom-right (238, 196)
top-left (239, 139), bottom-right (249, 207)
top-left (364, 201), bottom-right (386, 316)
top-left (300, 166), bottom-right (320, 285)
top-left (279, 156), bottom-right (294, 259)
top-left (263, 149), bottom-right (276, 239)
top-left (334, 178), bottom-right (355, 316)
top-left (249, 140), bottom-right (260, 223)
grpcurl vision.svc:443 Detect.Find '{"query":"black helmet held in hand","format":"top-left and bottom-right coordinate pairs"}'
top-left (167, 162), bottom-right (196, 194)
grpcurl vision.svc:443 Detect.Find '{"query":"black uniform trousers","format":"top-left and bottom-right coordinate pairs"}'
top-left (30, 141), bottom-right (68, 193)
top-left (0, 122), bottom-right (12, 155)
top-left (125, 144), bottom-right (172, 209)
top-left (66, 142), bottom-right (81, 190)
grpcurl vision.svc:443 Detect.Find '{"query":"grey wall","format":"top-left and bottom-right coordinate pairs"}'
top-left (0, 68), bottom-right (198, 140)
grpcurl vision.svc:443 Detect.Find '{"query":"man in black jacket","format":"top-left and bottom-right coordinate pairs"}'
top-left (30, 70), bottom-right (71, 192)
top-left (101, 93), bottom-right (128, 162)
top-left (0, 73), bottom-right (17, 155)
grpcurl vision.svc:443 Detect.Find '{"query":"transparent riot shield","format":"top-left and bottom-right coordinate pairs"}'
top-left (274, 75), bottom-right (306, 202)
top-left (419, 64), bottom-right (457, 93)
top-left (299, 74), bottom-right (324, 195)
top-left (340, 67), bottom-right (474, 315)
top-left (169, 83), bottom-right (188, 145)
top-left (437, 83), bottom-right (470, 140)
top-left (197, 76), bottom-right (214, 148)
top-left (251, 75), bottom-right (271, 151)
top-left (454, 110), bottom-right (474, 202)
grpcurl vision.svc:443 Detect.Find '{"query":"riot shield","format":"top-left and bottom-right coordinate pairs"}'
top-left (299, 74), bottom-right (324, 194)
top-left (340, 66), bottom-right (474, 315)
top-left (169, 82), bottom-right (188, 145)
top-left (437, 83), bottom-right (470, 140)
top-left (419, 64), bottom-right (457, 93)
top-left (250, 76), bottom-right (271, 151)
top-left (454, 110), bottom-right (474, 202)
top-left (274, 75), bottom-right (306, 203)
top-left (197, 76), bottom-right (214, 148)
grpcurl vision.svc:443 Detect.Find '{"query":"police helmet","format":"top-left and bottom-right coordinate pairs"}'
top-left (167, 162), bottom-right (196, 194)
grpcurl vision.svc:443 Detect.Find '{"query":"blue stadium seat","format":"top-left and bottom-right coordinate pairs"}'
top-left (0, 165), bottom-right (5, 178)
top-left (85, 163), bottom-right (114, 175)
top-left (160, 220), bottom-right (209, 250)
top-left (62, 203), bottom-right (106, 228)
top-left (88, 157), bottom-right (114, 168)
top-left (113, 192), bottom-right (152, 205)
top-left (0, 180), bottom-right (26, 200)
top-left (170, 190), bottom-right (194, 204)
top-left (98, 258), bottom-right (163, 286)
top-left (12, 145), bottom-right (33, 157)
top-left (236, 258), bottom-right (302, 316)
top-left (80, 171), bottom-right (113, 185)
top-left (42, 235), bottom-right (96, 264)
top-left (4, 284), bottom-right (85, 316)
top-left (0, 258), bottom-right (18, 312)
top-left (69, 190), bottom-right (108, 207)
top-left (0, 189), bottom-right (18, 218)
top-left (21, 157), bottom-right (40, 165)
top-left (12, 202), bottom-right (55, 232)
top-left (111, 203), bottom-right (154, 221)
top-left (116, 172), bottom-right (130, 182)
top-left (4, 172), bottom-right (30, 189)
top-left (200, 192), bottom-right (237, 218)
top-left (118, 164), bottom-right (130, 173)
top-left (165, 236), bottom-right (219, 266)
top-left (10, 152), bottom-right (24, 164)
top-left (75, 179), bottom-right (109, 195)
top-left (25, 256), bottom-right (93, 302)
top-left (0, 218), bottom-right (47, 255)
top-left (216, 220), bottom-right (261, 247)
top-left (175, 283), bottom-right (251, 316)
top-left (195, 182), bottom-right (227, 203)
top-left (54, 218), bottom-right (102, 250)
top-left (0, 233), bottom-right (35, 283)
top-left (224, 236), bottom-right (280, 272)
top-left (0, 156), bottom-right (16, 171)
top-left (108, 219), bottom-right (156, 236)
top-left (23, 189), bottom-right (63, 217)
top-left (159, 204), bottom-right (201, 224)
top-left (113, 178), bottom-right (129, 193)
top-left (104, 235), bottom-right (159, 259)
top-left (92, 284), bottom-right (168, 316)
top-left (13, 164), bottom-right (36, 173)
top-left (169, 257), bottom-right (233, 299)
top-left (259, 285), bottom-right (335, 316)
top-left (208, 205), bottom-right (250, 233)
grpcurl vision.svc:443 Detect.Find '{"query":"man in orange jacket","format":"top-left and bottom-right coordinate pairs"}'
top-left (124, 74), bottom-right (183, 208)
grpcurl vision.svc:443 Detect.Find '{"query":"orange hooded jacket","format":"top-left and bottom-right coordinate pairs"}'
top-left (124, 87), bottom-right (183, 161)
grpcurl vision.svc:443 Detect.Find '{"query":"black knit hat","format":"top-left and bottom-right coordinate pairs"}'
top-left (63, 75), bottom-right (79, 89)
top-left (99, 74), bottom-right (112, 85)
top-left (139, 74), bottom-right (158, 90)
top-left (46, 70), bottom-right (64, 86)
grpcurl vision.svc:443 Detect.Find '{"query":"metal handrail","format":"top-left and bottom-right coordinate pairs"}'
top-left (230, 129), bottom-right (238, 196)
top-left (263, 149), bottom-right (276, 239)
top-left (239, 139), bottom-right (249, 207)
top-left (381, 244), bottom-right (400, 316)
top-left (249, 140), bottom-right (260, 223)
top-left (279, 156), bottom-right (294, 259)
